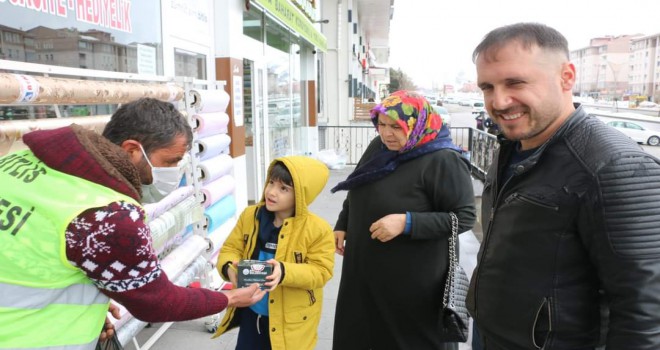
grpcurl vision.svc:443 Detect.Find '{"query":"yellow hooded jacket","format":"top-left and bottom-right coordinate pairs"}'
top-left (213, 156), bottom-right (335, 350)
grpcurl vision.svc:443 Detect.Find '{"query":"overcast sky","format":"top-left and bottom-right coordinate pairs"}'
top-left (389, 0), bottom-right (660, 89)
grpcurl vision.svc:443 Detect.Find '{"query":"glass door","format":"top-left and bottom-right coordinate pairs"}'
top-left (244, 59), bottom-right (268, 202)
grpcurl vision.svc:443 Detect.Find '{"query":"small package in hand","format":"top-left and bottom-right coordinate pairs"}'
top-left (237, 260), bottom-right (273, 290)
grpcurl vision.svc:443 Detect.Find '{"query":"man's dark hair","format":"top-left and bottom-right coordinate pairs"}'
top-left (472, 22), bottom-right (569, 63)
top-left (102, 98), bottom-right (193, 153)
top-left (269, 161), bottom-right (293, 187)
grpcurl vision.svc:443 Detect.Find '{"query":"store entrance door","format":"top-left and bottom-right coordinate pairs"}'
top-left (244, 59), bottom-right (269, 203)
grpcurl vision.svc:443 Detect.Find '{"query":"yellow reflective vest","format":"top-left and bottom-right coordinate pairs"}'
top-left (0, 150), bottom-right (138, 349)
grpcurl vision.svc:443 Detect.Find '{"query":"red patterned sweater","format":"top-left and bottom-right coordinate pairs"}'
top-left (23, 125), bottom-right (227, 322)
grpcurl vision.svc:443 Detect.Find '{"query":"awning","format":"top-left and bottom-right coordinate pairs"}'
top-left (252, 0), bottom-right (327, 52)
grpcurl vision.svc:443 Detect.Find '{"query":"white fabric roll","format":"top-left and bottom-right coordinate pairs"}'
top-left (190, 89), bottom-right (230, 113)
top-left (194, 112), bottom-right (230, 138)
top-left (196, 134), bottom-right (231, 161)
top-left (201, 175), bottom-right (236, 208)
top-left (198, 154), bottom-right (233, 184)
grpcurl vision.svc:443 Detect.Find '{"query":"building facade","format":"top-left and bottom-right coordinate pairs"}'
top-left (0, 0), bottom-right (393, 207)
top-left (571, 33), bottom-right (660, 103)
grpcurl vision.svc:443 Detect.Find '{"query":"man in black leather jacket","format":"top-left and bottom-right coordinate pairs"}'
top-left (467, 22), bottom-right (660, 350)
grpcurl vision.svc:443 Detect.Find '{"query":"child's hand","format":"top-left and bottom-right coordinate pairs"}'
top-left (264, 259), bottom-right (282, 292)
top-left (226, 260), bottom-right (239, 287)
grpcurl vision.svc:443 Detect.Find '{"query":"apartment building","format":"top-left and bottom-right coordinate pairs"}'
top-left (571, 33), bottom-right (660, 103)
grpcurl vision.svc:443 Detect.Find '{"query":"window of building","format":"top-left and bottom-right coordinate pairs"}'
top-left (174, 48), bottom-right (207, 79)
top-left (243, 6), bottom-right (264, 42)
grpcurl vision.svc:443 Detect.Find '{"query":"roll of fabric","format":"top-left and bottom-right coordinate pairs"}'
top-left (148, 196), bottom-right (204, 253)
top-left (194, 112), bottom-right (230, 138)
top-left (0, 73), bottom-right (183, 104)
top-left (156, 227), bottom-right (187, 259)
top-left (160, 235), bottom-right (209, 281)
top-left (115, 254), bottom-right (209, 343)
top-left (190, 89), bottom-right (230, 113)
top-left (207, 217), bottom-right (237, 257)
top-left (198, 154), bottom-right (233, 184)
top-left (201, 175), bottom-right (236, 208)
top-left (204, 194), bottom-right (237, 234)
top-left (143, 186), bottom-right (195, 220)
top-left (196, 133), bottom-right (231, 161)
top-left (0, 115), bottom-right (111, 156)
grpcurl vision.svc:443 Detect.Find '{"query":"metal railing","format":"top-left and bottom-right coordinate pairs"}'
top-left (318, 125), bottom-right (379, 165)
top-left (318, 126), bottom-right (498, 180)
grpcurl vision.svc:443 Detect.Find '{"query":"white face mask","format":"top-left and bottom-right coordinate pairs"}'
top-left (139, 145), bottom-right (182, 199)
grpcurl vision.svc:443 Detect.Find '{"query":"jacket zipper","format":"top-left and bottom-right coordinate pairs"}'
top-left (505, 193), bottom-right (559, 211)
top-left (474, 174), bottom-right (513, 319)
top-left (532, 297), bottom-right (553, 349)
top-left (245, 208), bottom-right (259, 259)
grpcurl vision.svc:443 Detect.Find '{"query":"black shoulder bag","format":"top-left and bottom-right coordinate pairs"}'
top-left (440, 212), bottom-right (470, 342)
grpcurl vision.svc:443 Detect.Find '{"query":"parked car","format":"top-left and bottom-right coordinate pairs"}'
top-left (458, 99), bottom-right (472, 107)
top-left (638, 101), bottom-right (659, 108)
top-left (606, 120), bottom-right (660, 146)
top-left (471, 100), bottom-right (485, 115)
top-left (433, 106), bottom-right (452, 128)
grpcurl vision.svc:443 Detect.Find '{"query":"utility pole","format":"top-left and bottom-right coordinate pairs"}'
top-left (607, 61), bottom-right (624, 112)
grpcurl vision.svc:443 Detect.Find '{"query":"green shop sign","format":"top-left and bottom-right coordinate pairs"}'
top-left (253, 0), bottom-right (327, 52)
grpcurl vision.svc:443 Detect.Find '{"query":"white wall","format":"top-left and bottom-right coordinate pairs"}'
top-left (160, 0), bottom-right (215, 78)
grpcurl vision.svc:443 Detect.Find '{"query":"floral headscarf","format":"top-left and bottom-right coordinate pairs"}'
top-left (331, 91), bottom-right (461, 193)
top-left (370, 90), bottom-right (443, 153)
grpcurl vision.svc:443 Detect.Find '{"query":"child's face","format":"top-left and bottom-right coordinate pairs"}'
top-left (264, 178), bottom-right (295, 215)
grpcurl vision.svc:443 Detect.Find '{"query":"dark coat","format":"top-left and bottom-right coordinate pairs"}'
top-left (468, 106), bottom-right (660, 350)
top-left (332, 137), bottom-right (476, 350)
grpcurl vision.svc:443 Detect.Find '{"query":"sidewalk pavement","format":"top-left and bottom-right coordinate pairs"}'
top-left (124, 167), bottom-right (482, 350)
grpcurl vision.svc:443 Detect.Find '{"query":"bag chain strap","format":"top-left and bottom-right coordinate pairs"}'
top-left (442, 212), bottom-right (459, 309)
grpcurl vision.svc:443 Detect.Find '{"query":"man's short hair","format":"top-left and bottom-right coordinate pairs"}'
top-left (472, 22), bottom-right (570, 63)
top-left (102, 98), bottom-right (193, 153)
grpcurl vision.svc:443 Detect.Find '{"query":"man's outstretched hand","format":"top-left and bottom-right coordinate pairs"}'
top-left (225, 283), bottom-right (267, 307)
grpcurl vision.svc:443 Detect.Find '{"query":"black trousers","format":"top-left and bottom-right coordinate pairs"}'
top-left (236, 308), bottom-right (272, 350)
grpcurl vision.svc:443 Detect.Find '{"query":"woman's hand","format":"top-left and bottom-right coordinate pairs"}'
top-left (370, 214), bottom-right (406, 242)
top-left (264, 259), bottom-right (282, 291)
top-left (334, 230), bottom-right (346, 255)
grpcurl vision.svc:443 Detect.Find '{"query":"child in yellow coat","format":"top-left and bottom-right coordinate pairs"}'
top-left (214, 156), bottom-right (335, 350)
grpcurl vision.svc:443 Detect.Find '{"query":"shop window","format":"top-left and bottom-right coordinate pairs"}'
top-left (243, 6), bottom-right (264, 42)
top-left (266, 15), bottom-right (291, 54)
top-left (174, 48), bottom-right (207, 80)
top-left (0, 2), bottom-right (163, 75)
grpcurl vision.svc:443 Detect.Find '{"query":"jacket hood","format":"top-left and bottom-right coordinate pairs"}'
top-left (22, 125), bottom-right (142, 200)
top-left (261, 156), bottom-right (329, 217)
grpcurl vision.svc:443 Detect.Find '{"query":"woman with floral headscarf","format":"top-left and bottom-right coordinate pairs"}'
top-left (331, 91), bottom-right (476, 350)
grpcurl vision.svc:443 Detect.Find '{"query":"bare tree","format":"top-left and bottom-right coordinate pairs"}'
top-left (388, 68), bottom-right (417, 93)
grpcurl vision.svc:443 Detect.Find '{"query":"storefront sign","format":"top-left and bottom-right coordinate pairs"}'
top-left (253, 0), bottom-right (327, 52)
top-left (167, 0), bottom-right (210, 43)
top-left (0, 1), bottom-right (162, 74)
top-left (2, 0), bottom-right (133, 33)
top-left (290, 0), bottom-right (315, 19)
